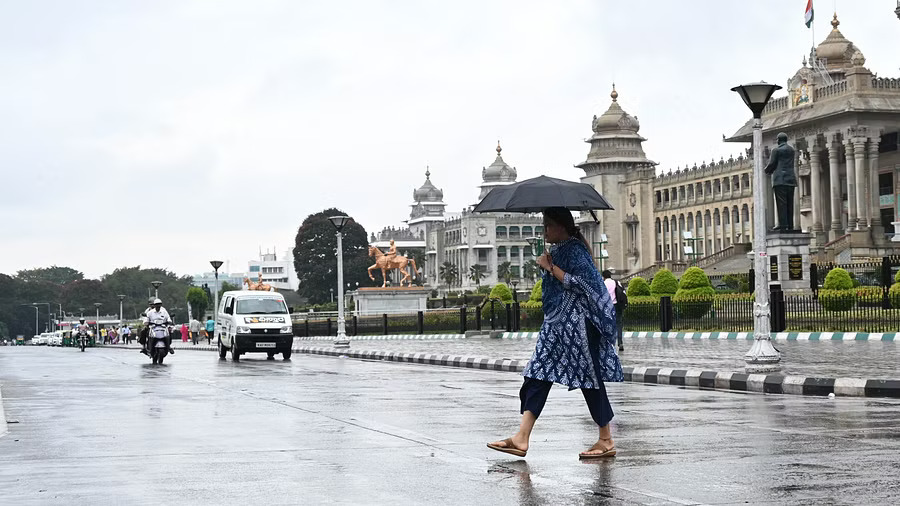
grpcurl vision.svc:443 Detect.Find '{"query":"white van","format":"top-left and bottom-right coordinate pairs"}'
top-left (216, 290), bottom-right (294, 361)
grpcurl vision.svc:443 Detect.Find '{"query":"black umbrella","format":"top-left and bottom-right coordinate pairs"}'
top-left (472, 175), bottom-right (614, 214)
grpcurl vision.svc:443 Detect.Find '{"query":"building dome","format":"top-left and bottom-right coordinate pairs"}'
top-left (413, 168), bottom-right (444, 202)
top-left (814, 14), bottom-right (863, 70)
top-left (481, 142), bottom-right (517, 183)
top-left (592, 84), bottom-right (641, 134)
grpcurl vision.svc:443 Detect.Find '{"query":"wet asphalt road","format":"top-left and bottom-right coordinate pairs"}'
top-left (2, 347), bottom-right (900, 505)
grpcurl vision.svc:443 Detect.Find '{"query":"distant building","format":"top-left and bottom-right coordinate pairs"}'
top-left (192, 271), bottom-right (246, 290)
top-left (247, 250), bottom-right (299, 291)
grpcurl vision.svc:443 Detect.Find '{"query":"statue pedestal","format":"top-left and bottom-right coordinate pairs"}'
top-left (353, 287), bottom-right (428, 316)
top-left (765, 231), bottom-right (812, 293)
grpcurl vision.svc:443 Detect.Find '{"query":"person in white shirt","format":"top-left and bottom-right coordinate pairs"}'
top-left (602, 270), bottom-right (624, 352)
top-left (143, 298), bottom-right (174, 355)
top-left (189, 318), bottom-right (202, 345)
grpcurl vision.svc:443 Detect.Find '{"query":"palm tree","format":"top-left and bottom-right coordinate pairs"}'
top-left (440, 262), bottom-right (459, 288)
top-left (468, 264), bottom-right (487, 286)
top-left (497, 261), bottom-right (512, 284)
top-left (523, 260), bottom-right (539, 284)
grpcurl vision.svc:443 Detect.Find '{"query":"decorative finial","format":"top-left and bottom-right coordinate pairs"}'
top-left (496, 141), bottom-right (502, 155)
top-left (831, 12), bottom-right (840, 29)
top-left (610, 83), bottom-right (618, 102)
top-left (802, 54), bottom-right (807, 67)
top-left (425, 165), bottom-right (430, 179)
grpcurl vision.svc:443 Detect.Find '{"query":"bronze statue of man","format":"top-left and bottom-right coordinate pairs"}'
top-left (764, 132), bottom-right (798, 231)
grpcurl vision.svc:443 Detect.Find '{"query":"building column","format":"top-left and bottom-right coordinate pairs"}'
top-left (828, 136), bottom-right (843, 238)
top-left (854, 137), bottom-right (868, 229)
top-left (868, 135), bottom-right (882, 230)
top-left (807, 138), bottom-right (823, 234)
top-left (845, 139), bottom-right (858, 230)
top-left (518, 247), bottom-right (524, 277)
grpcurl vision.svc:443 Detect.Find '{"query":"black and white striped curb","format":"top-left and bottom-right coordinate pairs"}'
top-left (100, 344), bottom-right (900, 399)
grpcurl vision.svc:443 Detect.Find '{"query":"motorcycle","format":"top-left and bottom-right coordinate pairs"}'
top-left (147, 318), bottom-right (172, 365)
top-left (77, 328), bottom-right (89, 352)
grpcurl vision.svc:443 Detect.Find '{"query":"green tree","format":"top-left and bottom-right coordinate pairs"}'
top-left (440, 262), bottom-right (459, 288)
top-left (101, 266), bottom-right (194, 319)
top-left (186, 286), bottom-right (209, 319)
top-left (293, 208), bottom-right (371, 304)
top-left (489, 283), bottom-right (514, 303)
top-left (523, 260), bottom-right (539, 283)
top-left (625, 277), bottom-right (651, 297)
top-left (16, 266), bottom-right (84, 285)
top-left (650, 269), bottom-right (679, 296)
top-left (497, 261), bottom-right (512, 284)
top-left (469, 264), bottom-right (487, 286)
top-left (673, 267), bottom-right (715, 318)
top-left (529, 279), bottom-right (543, 302)
top-left (820, 267), bottom-right (857, 311)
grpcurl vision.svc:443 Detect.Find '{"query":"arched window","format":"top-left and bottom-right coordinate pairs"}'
top-left (510, 246), bottom-right (519, 259)
top-left (742, 173), bottom-right (750, 189)
top-left (656, 191), bottom-right (662, 204)
top-left (714, 209), bottom-right (721, 226)
top-left (733, 175), bottom-right (740, 190)
top-left (723, 177), bottom-right (731, 192)
top-left (497, 246), bottom-right (506, 259)
top-left (655, 218), bottom-right (661, 233)
top-left (733, 206), bottom-right (740, 223)
top-left (535, 226), bottom-right (544, 235)
top-left (509, 226), bottom-right (520, 239)
top-left (723, 208), bottom-right (730, 225)
top-left (664, 218), bottom-right (669, 233)
top-left (687, 214), bottom-right (694, 231)
top-left (496, 226), bottom-right (507, 238)
top-left (679, 186), bottom-right (686, 201)
top-left (522, 226), bottom-right (533, 237)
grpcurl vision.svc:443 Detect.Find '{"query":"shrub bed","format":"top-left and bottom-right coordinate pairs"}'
top-left (673, 267), bottom-right (715, 318)
top-left (821, 268), bottom-right (857, 312)
top-left (650, 269), bottom-right (678, 297)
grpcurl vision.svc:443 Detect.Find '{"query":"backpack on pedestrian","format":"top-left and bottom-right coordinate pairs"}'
top-left (614, 281), bottom-right (628, 311)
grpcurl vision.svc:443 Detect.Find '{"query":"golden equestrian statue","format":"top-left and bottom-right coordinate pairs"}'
top-left (368, 240), bottom-right (418, 287)
top-left (244, 273), bottom-right (275, 292)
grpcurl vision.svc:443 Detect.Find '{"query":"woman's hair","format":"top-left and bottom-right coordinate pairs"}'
top-left (543, 207), bottom-right (592, 252)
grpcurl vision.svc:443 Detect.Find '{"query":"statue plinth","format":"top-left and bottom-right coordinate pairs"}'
top-left (764, 231), bottom-right (812, 294)
top-left (352, 287), bottom-right (428, 316)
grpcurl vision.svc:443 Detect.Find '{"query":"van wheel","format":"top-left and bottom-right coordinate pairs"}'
top-left (231, 340), bottom-right (240, 361)
top-left (267, 352), bottom-right (275, 360)
top-left (282, 350), bottom-right (292, 360)
top-left (218, 339), bottom-right (227, 359)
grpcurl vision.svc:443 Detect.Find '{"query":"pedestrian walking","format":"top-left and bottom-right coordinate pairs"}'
top-left (487, 207), bottom-right (623, 460)
top-left (602, 270), bottom-right (627, 352)
top-left (205, 316), bottom-right (215, 345)
top-left (181, 323), bottom-right (188, 343)
top-left (189, 317), bottom-right (201, 345)
top-left (122, 325), bottom-right (132, 344)
top-left (100, 327), bottom-right (108, 344)
top-left (108, 327), bottom-right (118, 344)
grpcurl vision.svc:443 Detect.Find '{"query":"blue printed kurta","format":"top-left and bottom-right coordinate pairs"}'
top-left (523, 238), bottom-right (624, 389)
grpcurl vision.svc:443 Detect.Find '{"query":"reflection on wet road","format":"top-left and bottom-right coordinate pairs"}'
top-left (1, 347), bottom-right (899, 505)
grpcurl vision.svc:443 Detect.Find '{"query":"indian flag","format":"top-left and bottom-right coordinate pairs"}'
top-left (805, 0), bottom-right (814, 28)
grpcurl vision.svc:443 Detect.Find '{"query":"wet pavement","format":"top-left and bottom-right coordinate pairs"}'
top-left (294, 337), bottom-right (900, 379)
top-left (2, 346), bottom-right (900, 505)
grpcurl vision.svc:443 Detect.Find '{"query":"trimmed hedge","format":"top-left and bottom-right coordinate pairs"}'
top-left (489, 283), bottom-right (513, 302)
top-left (650, 269), bottom-right (678, 296)
top-left (819, 289), bottom-right (857, 312)
top-left (626, 277), bottom-right (651, 297)
top-left (624, 295), bottom-right (659, 321)
top-left (891, 283), bottom-right (900, 309)
top-left (821, 268), bottom-right (856, 311)
top-left (673, 267), bottom-right (714, 318)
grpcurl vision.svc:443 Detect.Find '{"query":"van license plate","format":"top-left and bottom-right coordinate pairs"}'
top-left (257, 342), bottom-right (276, 348)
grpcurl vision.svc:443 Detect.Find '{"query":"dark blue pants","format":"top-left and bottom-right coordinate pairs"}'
top-left (519, 378), bottom-right (614, 427)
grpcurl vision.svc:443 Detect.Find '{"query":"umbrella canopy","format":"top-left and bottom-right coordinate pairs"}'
top-left (472, 175), bottom-right (614, 214)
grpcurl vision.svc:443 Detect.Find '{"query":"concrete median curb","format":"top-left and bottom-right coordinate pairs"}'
top-left (501, 331), bottom-right (900, 341)
top-left (100, 344), bottom-right (900, 399)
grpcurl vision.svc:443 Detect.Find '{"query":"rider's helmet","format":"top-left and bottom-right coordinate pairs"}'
top-left (152, 298), bottom-right (162, 306)
top-left (79, 318), bottom-right (85, 323)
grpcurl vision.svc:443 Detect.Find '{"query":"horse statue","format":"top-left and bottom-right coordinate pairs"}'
top-left (244, 274), bottom-right (275, 292)
top-left (368, 246), bottom-right (417, 287)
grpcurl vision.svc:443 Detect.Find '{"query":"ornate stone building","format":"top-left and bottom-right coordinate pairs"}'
top-left (376, 14), bottom-right (900, 284)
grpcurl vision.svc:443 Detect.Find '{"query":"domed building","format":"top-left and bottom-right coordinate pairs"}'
top-left (477, 142), bottom-right (518, 201)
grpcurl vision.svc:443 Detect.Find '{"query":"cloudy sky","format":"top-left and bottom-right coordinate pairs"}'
top-left (1, 0), bottom-right (897, 279)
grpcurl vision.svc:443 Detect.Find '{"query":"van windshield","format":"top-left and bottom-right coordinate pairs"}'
top-left (235, 298), bottom-right (288, 315)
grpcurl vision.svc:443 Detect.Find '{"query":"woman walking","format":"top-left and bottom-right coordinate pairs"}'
top-left (488, 207), bottom-right (623, 460)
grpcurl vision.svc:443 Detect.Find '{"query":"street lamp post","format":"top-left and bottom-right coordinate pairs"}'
top-left (21, 305), bottom-right (39, 335)
top-left (33, 302), bottom-right (53, 331)
top-left (79, 307), bottom-right (85, 318)
top-left (93, 303), bottom-right (102, 342)
top-left (118, 295), bottom-right (126, 325)
top-left (511, 280), bottom-right (519, 303)
top-left (328, 215), bottom-right (351, 347)
top-left (210, 260), bottom-right (223, 344)
top-left (732, 81), bottom-right (782, 373)
top-left (151, 281), bottom-right (163, 299)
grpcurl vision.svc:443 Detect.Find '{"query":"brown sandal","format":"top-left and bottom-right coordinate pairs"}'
top-left (579, 440), bottom-right (616, 460)
top-left (487, 438), bottom-right (527, 457)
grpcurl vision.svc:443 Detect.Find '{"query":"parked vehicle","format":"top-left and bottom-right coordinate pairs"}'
top-left (216, 291), bottom-right (294, 361)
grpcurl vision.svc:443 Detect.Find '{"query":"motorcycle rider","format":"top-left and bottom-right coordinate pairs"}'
top-left (142, 298), bottom-right (174, 356)
top-left (75, 317), bottom-right (91, 346)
